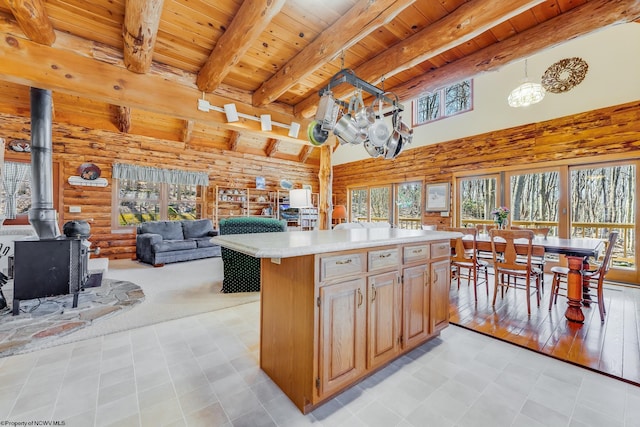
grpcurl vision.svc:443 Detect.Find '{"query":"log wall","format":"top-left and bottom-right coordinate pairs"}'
top-left (1, 100), bottom-right (638, 258)
top-left (0, 114), bottom-right (320, 259)
top-left (333, 101), bottom-right (640, 228)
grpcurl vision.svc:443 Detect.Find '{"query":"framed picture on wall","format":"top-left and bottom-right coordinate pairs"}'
top-left (425, 182), bottom-right (450, 212)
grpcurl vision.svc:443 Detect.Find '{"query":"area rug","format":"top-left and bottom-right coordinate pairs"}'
top-left (0, 257), bottom-right (260, 357)
top-left (0, 278), bottom-right (144, 357)
top-left (52, 257), bottom-right (259, 342)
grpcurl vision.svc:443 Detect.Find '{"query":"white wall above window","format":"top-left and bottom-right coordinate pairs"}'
top-left (332, 23), bottom-right (640, 166)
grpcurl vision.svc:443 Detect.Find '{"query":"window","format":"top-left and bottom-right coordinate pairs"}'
top-left (348, 186), bottom-right (391, 224)
top-left (112, 164), bottom-right (207, 229)
top-left (458, 175), bottom-right (499, 227)
top-left (1, 161), bottom-right (31, 221)
top-left (350, 188), bottom-right (368, 222)
top-left (348, 182), bottom-right (422, 228)
top-left (395, 182), bottom-right (422, 229)
top-left (509, 170), bottom-right (560, 235)
top-left (454, 158), bottom-right (639, 284)
top-left (413, 79), bottom-right (473, 125)
top-left (570, 163), bottom-right (635, 269)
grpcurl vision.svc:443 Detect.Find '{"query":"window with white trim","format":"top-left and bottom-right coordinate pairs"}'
top-left (413, 79), bottom-right (473, 125)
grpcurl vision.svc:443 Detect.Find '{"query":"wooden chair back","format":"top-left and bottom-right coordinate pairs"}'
top-left (488, 229), bottom-right (535, 273)
top-left (596, 231), bottom-right (619, 277)
top-left (446, 227), bottom-right (477, 264)
top-left (475, 224), bottom-right (496, 234)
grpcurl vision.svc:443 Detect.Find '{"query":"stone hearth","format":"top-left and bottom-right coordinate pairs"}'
top-left (0, 278), bottom-right (144, 357)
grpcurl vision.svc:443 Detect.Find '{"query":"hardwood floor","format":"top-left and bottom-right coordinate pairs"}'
top-left (449, 270), bottom-right (640, 386)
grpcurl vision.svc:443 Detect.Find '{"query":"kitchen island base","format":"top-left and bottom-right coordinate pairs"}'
top-left (259, 239), bottom-right (451, 414)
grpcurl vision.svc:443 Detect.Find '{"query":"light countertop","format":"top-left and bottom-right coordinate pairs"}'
top-left (211, 229), bottom-right (460, 258)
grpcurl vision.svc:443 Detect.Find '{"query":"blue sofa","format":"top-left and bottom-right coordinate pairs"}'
top-left (136, 219), bottom-right (221, 266)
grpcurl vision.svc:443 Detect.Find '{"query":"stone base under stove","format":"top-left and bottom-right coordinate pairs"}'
top-left (0, 278), bottom-right (144, 357)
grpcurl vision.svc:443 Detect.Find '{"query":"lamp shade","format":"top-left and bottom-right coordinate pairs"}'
top-left (507, 81), bottom-right (546, 107)
top-left (289, 189), bottom-right (312, 208)
top-left (332, 205), bottom-right (347, 220)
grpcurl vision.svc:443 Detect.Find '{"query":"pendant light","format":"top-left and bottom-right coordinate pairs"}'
top-left (508, 59), bottom-right (546, 108)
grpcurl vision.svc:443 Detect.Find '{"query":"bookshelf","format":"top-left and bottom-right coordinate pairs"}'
top-left (215, 186), bottom-right (275, 227)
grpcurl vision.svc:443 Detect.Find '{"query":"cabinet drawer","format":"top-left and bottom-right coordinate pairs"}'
top-left (403, 244), bottom-right (429, 263)
top-left (368, 248), bottom-right (399, 271)
top-left (430, 241), bottom-right (451, 258)
top-left (320, 253), bottom-right (366, 281)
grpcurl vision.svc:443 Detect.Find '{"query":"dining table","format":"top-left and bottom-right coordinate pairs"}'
top-left (462, 234), bottom-right (604, 323)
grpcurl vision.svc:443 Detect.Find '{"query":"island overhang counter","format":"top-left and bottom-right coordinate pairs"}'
top-left (212, 228), bottom-right (459, 414)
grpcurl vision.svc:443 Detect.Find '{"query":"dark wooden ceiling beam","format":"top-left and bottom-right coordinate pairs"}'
top-left (392, 0), bottom-right (640, 102)
top-left (252, 0), bottom-right (414, 107)
top-left (196, 0), bottom-right (286, 93)
top-left (295, 0), bottom-right (547, 117)
top-left (122, 0), bottom-right (164, 74)
top-left (5, 0), bottom-right (55, 45)
top-left (265, 138), bottom-right (280, 157)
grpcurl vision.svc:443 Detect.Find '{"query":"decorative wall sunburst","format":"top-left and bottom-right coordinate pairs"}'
top-left (541, 57), bottom-right (589, 93)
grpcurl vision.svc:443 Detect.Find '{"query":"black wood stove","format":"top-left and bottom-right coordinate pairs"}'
top-left (11, 236), bottom-right (89, 315)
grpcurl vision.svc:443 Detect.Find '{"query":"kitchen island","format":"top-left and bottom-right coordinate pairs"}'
top-left (212, 228), bottom-right (458, 413)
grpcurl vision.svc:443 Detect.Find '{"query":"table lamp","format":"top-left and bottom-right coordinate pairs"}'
top-left (332, 205), bottom-right (347, 224)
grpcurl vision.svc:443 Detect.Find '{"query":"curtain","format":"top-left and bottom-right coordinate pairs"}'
top-left (112, 163), bottom-right (209, 186)
top-left (2, 162), bottom-right (31, 219)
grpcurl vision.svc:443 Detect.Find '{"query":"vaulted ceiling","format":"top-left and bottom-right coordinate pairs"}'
top-left (0, 0), bottom-right (638, 164)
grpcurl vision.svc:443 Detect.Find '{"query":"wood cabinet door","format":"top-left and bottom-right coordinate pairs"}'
top-left (367, 271), bottom-right (401, 369)
top-left (402, 264), bottom-right (430, 348)
top-left (318, 277), bottom-right (367, 399)
top-left (431, 259), bottom-right (451, 333)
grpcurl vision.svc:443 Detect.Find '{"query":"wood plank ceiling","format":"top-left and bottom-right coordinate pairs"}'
top-left (0, 0), bottom-right (638, 165)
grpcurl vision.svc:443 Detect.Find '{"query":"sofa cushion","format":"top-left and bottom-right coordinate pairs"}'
top-left (192, 238), bottom-right (216, 248)
top-left (139, 221), bottom-right (184, 240)
top-left (153, 239), bottom-right (197, 253)
top-left (182, 219), bottom-right (215, 239)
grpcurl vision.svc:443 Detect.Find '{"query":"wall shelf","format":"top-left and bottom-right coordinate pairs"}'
top-left (68, 176), bottom-right (108, 187)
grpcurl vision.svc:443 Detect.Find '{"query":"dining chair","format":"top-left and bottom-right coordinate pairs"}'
top-left (446, 227), bottom-right (489, 302)
top-left (548, 231), bottom-right (619, 322)
top-left (511, 226), bottom-right (550, 289)
top-left (475, 224), bottom-right (498, 263)
top-left (489, 229), bottom-right (543, 315)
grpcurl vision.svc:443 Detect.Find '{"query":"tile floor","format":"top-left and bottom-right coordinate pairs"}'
top-left (0, 301), bottom-right (638, 427)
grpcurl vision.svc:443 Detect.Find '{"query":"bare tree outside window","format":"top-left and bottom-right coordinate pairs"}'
top-left (510, 171), bottom-right (559, 234)
top-left (445, 80), bottom-right (472, 116)
top-left (414, 79), bottom-right (473, 125)
top-left (416, 92), bottom-right (440, 123)
top-left (460, 177), bottom-right (497, 226)
top-left (396, 182), bottom-right (422, 229)
top-left (370, 186), bottom-right (390, 223)
top-left (571, 164), bottom-right (635, 268)
top-left (350, 188), bottom-right (368, 222)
